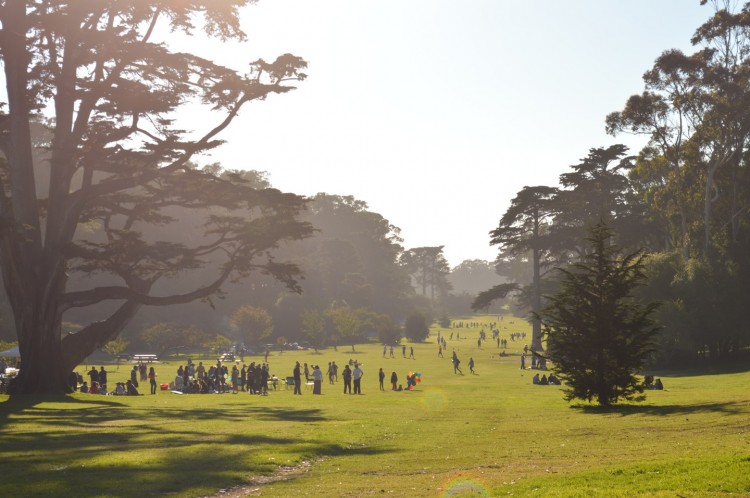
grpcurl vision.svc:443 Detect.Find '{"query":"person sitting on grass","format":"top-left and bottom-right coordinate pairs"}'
top-left (79, 381), bottom-right (89, 393)
top-left (126, 379), bottom-right (140, 396)
top-left (539, 374), bottom-right (549, 385)
top-left (653, 378), bottom-right (664, 390)
top-left (548, 374), bottom-right (561, 385)
top-left (89, 381), bottom-right (100, 394)
top-left (532, 373), bottom-right (540, 385)
top-left (114, 382), bottom-right (126, 395)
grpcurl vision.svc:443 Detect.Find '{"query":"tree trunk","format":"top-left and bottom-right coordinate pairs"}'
top-left (531, 213), bottom-right (543, 351)
top-left (9, 303), bottom-right (70, 394)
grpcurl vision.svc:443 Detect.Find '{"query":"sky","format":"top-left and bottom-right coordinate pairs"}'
top-left (168, 0), bottom-right (712, 267)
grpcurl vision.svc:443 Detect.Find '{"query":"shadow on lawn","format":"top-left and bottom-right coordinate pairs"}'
top-left (575, 400), bottom-right (745, 416)
top-left (0, 396), bottom-right (392, 497)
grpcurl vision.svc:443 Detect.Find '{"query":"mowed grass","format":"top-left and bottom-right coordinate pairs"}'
top-left (1, 314), bottom-right (749, 497)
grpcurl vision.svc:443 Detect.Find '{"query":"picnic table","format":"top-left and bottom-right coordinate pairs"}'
top-left (132, 354), bottom-right (158, 363)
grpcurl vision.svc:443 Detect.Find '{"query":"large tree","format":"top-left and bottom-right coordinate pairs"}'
top-left (229, 305), bottom-right (273, 348)
top-left (400, 246), bottom-right (452, 300)
top-left (487, 186), bottom-right (558, 351)
top-left (0, 2), bottom-right (311, 393)
top-left (539, 223), bottom-right (660, 406)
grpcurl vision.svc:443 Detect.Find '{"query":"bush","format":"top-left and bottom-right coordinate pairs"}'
top-left (404, 312), bottom-right (430, 342)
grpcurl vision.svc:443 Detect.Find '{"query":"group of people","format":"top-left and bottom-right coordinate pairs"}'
top-left (292, 360), bottom-right (366, 395)
top-left (644, 376), bottom-right (665, 390)
top-left (169, 360), bottom-right (278, 395)
top-left (76, 365), bottom-right (150, 395)
top-left (532, 373), bottom-right (561, 385)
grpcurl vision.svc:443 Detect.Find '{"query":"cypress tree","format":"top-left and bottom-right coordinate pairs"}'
top-left (540, 222), bottom-right (660, 405)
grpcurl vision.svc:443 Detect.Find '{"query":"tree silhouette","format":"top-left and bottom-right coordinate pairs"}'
top-left (0, 2), bottom-right (310, 393)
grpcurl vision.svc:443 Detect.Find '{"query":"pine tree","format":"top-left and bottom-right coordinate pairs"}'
top-left (540, 222), bottom-right (660, 405)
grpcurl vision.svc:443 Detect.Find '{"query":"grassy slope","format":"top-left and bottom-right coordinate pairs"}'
top-left (0, 315), bottom-right (748, 497)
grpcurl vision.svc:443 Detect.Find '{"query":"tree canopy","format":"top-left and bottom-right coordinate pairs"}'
top-left (0, 1), bottom-right (310, 393)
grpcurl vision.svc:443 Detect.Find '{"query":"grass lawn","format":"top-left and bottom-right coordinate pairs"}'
top-left (1, 314), bottom-right (749, 497)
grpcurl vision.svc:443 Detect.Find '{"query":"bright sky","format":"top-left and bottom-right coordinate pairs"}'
top-left (176, 0), bottom-right (711, 267)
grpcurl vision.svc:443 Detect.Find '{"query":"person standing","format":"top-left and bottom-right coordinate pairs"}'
top-left (98, 366), bottom-right (108, 391)
top-left (148, 366), bottom-right (157, 394)
top-left (231, 364), bottom-right (239, 393)
top-left (304, 362), bottom-right (310, 382)
top-left (312, 365), bottom-right (323, 394)
top-left (87, 366), bottom-right (97, 387)
top-left (327, 362), bottom-right (334, 384)
top-left (353, 363), bottom-right (364, 394)
top-left (378, 368), bottom-right (385, 391)
top-left (390, 371), bottom-right (398, 390)
top-left (293, 361), bottom-right (302, 395)
top-left (130, 365), bottom-right (139, 388)
top-left (469, 357), bottom-right (475, 374)
top-left (409, 347), bottom-right (415, 359)
top-left (342, 364), bottom-right (352, 394)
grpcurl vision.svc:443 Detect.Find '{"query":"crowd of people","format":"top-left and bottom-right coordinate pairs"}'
top-left (60, 316), bottom-right (670, 399)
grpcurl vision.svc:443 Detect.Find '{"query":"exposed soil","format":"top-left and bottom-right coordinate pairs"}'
top-left (202, 459), bottom-right (316, 498)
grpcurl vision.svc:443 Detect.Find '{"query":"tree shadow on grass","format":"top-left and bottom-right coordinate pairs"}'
top-left (0, 395), bottom-right (394, 497)
top-left (574, 400), bottom-right (745, 417)
top-left (0, 394), bottom-right (126, 427)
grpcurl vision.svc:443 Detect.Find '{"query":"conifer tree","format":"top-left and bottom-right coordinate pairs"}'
top-left (540, 223), bottom-right (660, 405)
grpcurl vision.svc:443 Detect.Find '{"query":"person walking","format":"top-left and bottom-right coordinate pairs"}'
top-left (148, 366), bottom-right (157, 394)
top-left (452, 351), bottom-right (463, 375)
top-left (353, 363), bottom-right (364, 394)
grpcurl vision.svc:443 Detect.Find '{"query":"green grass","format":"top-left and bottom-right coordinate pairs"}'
top-left (1, 314), bottom-right (749, 497)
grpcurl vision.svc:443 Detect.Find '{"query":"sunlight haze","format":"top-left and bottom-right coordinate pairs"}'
top-left (170, 1), bottom-right (710, 266)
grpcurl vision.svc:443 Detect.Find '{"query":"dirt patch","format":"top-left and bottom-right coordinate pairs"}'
top-left (202, 459), bottom-right (317, 498)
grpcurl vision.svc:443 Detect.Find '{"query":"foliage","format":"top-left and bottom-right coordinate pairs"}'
top-left (139, 322), bottom-right (213, 357)
top-left (404, 311), bottom-right (429, 342)
top-left (448, 259), bottom-right (504, 295)
top-left (400, 246), bottom-right (452, 300)
top-left (101, 338), bottom-right (128, 358)
top-left (204, 334), bottom-right (233, 355)
top-left (325, 306), bottom-right (381, 351)
top-left (540, 223), bottom-right (660, 405)
top-left (0, 2), bottom-right (311, 393)
top-left (377, 319), bottom-right (403, 345)
top-left (0, 340), bottom-right (17, 352)
top-left (471, 283), bottom-right (520, 312)
top-left (230, 305), bottom-right (273, 346)
top-left (300, 309), bottom-right (326, 351)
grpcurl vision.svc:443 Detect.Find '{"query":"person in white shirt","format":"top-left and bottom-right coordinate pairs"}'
top-left (353, 363), bottom-right (364, 395)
